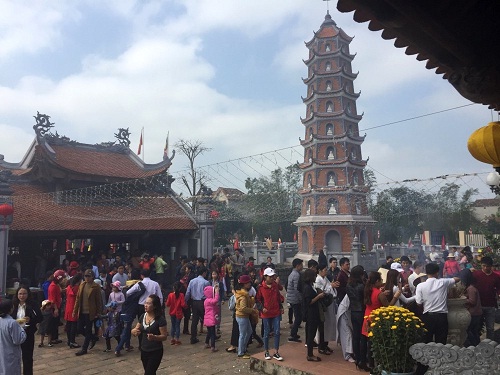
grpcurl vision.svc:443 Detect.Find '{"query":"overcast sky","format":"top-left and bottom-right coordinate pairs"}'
top-left (0, 0), bottom-right (495, 197)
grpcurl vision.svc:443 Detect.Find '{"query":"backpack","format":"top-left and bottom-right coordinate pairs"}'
top-left (228, 294), bottom-right (236, 312)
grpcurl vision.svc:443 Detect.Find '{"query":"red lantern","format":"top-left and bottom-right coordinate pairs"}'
top-left (209, 210), bottom-right (219, 220)
top-left (0, 203), bottom-right (13, 217)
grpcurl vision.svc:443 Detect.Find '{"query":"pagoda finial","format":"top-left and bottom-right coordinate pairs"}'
top-left (323, 0), bottom-right (330, 14)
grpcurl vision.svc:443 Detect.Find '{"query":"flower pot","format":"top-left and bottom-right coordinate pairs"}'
top-left (447, 297), bottom-right (471, 346)
top-left (381, 371), bottom-right (413, 375)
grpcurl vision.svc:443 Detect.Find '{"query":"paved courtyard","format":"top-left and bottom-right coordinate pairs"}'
top-left (32, 307), bottom-right (263, 375)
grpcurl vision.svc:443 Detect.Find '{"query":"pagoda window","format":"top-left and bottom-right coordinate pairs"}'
top-left (347, 125), bottom-right (353, 135)
top-left (325, 62), bottom-right (331, 71)
top-left (326, 123), bottom-right (333, 135)
top-left (326, 101), bottom-right (333, 113)
top-left (325, 43), bottom-right (331, 52)
top-left (346, 102), bottom-right (352, 114)
top-left (307, 174), bottom-right (312, 189)
top-left (350, 148), bottom-right (357, 160)
top-left (326, 81), bottom-right (332, 91)
top-left (307, 149), bottom-right (313, 163)
top-left (306, 200), bottom-right (311, 215)
top-left (309, 126), bottom-right (313, 139)
top-left (309, 105), bottom-right (314, 118)
top-left (352, 171), bottom-right (359, 185)
top-left (328, 198), bottom-right (339, 215)
top-left (326, 147), bottom-right (336, 160)
top-left (355, 200), bottom-right (361, 215)
top-left (327, 172), bottom-right (337, 187)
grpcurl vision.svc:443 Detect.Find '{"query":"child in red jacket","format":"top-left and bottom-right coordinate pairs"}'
top-left (165, 282), bottom-right (187, 345)
top-left (256, 268), bottom-right (284, 361)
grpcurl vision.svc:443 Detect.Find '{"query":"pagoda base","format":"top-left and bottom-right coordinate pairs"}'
top-left (294, 215), bottom-right (375, 254)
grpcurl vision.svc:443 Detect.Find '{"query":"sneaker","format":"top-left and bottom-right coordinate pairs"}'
top-left (238, 354), bottom-right (251, 359)
top-left (287, 337), bottom-right (301, 343)
top-left (264, 351), bottom-right (271, 360)
top-left (47, 343), bottom-right (53, 347)
top-left (273, 353), bottom-right (283, 361)
top-left (103, 348), bottom-right (111, 352)
top-left (170, 339), bottom-right (176, 345)
top-left (346, 355), bottom-right (356, 363)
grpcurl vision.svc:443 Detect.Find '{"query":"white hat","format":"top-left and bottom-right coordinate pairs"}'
top-left (390, 262), bottom-right (404, 272)
top-left (94, 279), bottom-right (103, 287)
top-left (263, 267), bottom-right (276, 277)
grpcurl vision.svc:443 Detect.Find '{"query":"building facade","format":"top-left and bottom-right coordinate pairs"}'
top-left (0, 113), bottom-right (198, 287)
top-left (295, 12), bottom-right (375, 254)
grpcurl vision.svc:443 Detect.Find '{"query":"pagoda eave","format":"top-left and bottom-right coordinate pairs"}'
top-left (294, 214), bottom-right (376, 226)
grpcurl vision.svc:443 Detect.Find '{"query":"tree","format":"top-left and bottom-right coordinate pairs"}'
top-left (369, 182), bottom-right (479, 244)
top-left (175, 139), bottom-right (211, 212)
top-left (241, 165), bottom-right (301, 241)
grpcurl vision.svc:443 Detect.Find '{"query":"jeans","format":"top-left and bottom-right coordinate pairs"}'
top-left (482, 307), bottom-right (496, 340)
top-left (236, 317), bottom-right (252, 355)
top-left (263, 316), bottom-right (281, 351)
top-left (115, 313), bottom-right (134, 352)
top-left (205, 326), bottom-right (216, 348)
top-left (290, 303), bottom-right (302, 339)
top-left (170, 316), bottom-right (181, 339)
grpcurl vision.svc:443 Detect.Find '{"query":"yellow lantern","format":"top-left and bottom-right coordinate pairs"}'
top-left (467, 121), bottom-right (500, 169)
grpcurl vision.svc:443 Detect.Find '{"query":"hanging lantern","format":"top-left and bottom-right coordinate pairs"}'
top-left (0, 203), bottom-right (13, 217)
top-left (467, 121), bottom-right (500, 171)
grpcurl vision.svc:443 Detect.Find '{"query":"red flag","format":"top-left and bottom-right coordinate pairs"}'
top-left (293, 232), bottom-right (297, 242)
top-left (408, 237), bottom-right (412, 247)
top-left (441, 235), bottom-right (446, 249)
top-left (137, 128), bottom-right (143, 155)
top-left (233, 239), bottom-right (239, 250)
top-left (80, 239), bottom-right (85, 253)
top-left (422, 232), bottom-right (426, 245)
top-left (65, 239), bottom-right (71, 252)
top-left (278, 238), bottom-right (282, 245)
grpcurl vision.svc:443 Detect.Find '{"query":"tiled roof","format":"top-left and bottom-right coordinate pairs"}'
top-left (46, 144), bottom-right (168, 179)
top-left (9, 183), bottom-right (197, 232)
top-left (472, 199), bottom-right (500, 208)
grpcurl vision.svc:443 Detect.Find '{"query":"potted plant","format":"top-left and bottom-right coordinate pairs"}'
top-left (368, 305), bottom-right (426, 375)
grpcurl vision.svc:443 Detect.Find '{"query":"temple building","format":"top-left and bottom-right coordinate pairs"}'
top-left (294, 12), bottom-right (375, 254)
top-left (0, 113), bottom-right (198, 287)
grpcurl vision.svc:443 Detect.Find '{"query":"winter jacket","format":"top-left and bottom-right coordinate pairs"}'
top-left (166, 292), bottom-right (187, 319)
top-left (203, 286), bottom-right (220, 326)
top-left (255, 280), bottom-right (283, 319)
top-left (73, 281), bottom-right (103, 320)
top-left (286, 269), bottom-right (302, 304)
top-left (235, 289), bottom-right (254, 318)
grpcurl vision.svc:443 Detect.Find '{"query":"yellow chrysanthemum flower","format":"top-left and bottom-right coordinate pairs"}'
top-left (391, 325), bottom-right (397, 330)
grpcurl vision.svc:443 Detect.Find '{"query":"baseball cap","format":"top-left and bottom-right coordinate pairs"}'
top-left (53, 270), bottom-right (66, 281)
top-left (390, 262), bottom-right (404, 273)
top-left (105, 301), bottom-right (118, 309)
top-left (238, 274), bottom-right (252, 284)
top-left (263, 268), bottom-right (276, 277)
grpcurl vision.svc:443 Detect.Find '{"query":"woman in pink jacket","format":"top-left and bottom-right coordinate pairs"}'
top-left (203, 285), bottom-right (220, 352)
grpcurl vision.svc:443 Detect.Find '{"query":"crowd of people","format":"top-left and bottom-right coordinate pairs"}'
top-left (1, 245), bottom-right (499, 375)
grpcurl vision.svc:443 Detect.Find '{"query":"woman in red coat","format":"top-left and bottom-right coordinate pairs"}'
top-left (65, 274), bottom-right (82, 348)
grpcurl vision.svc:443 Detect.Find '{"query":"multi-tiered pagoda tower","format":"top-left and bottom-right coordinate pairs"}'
top-left (295, 12), bottom-right (375, 254)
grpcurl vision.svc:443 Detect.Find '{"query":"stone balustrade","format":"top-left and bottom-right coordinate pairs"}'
top-left (409, 339), bottom-right (500, 373)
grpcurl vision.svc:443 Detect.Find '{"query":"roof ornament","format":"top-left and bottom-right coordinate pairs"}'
top-left (33, 112), bottom-right (54, 137)
top-left (114, 128), bottom-right (131, 147)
